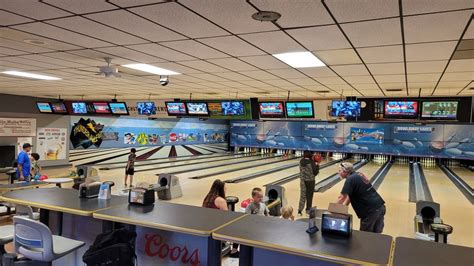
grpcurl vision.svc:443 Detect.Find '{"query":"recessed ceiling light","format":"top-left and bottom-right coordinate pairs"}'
top-left (23, 39), bottom-right (46, 45)
top-left (2, 71), bottom-right (61, 80)
top-left (122, 64), bottom-right (181, 75)
top-left (272, 51), bottom-right (325, 68)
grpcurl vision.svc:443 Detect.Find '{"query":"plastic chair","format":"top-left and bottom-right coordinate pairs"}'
top-left (14, 205), bottom-right (39, 220)
top-left (13, 216), bottom-right (84, 264)
top-left (0, 225), bottom-right (14, 256)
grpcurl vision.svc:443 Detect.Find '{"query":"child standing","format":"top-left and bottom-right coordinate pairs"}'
top-left (245, 187), bottom-right (269, 216)
top-left (280, 206), bottom-right (295, 220)
top-left (124, 148), bottom-right (136, 187)
top-left (30, 153), bottom-right (41, 181)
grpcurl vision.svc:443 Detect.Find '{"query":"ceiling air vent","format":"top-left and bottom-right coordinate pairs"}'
top-left (316, 90), bottom-right (330, 93)
top-left (386, 88), bottom-right (403, 92)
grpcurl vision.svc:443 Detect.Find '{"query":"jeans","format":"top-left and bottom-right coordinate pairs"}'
top-left (298, 179), bottom-right (316, 212)
top-left (360, 205), bottom-right (386, 233)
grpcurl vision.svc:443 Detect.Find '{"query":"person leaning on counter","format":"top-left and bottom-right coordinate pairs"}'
top-left (336, 162), bottom-right (386, 233)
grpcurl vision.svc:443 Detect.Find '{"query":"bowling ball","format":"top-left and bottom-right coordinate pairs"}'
top-left (429, 141), bottom-right (444, 153)
top-left (39, 175), bottom-right (48, 180)
top-left (241, 198), bottom-right (252, 208)
top-left (169, 132), bottom-right (177, 142)
top-left (313, 154), bottom-right (322, 163)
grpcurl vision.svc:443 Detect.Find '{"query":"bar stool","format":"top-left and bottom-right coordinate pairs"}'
top-left (430, 223), bottom-right (453, 244)
top-left (5, 170), bottom-right (16, 185)
top-left (226, 196), bottom-right (239, 211)
top-left (0, 225), bottom-right (14, 256)
top-left (11, 216), bottom-right (85, 265)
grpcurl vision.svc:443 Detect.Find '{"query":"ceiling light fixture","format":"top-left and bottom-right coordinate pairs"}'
top-left (272, 51), bottom-right (325, 68)
top-left (2, 71), bottom-right (61, 80)
top-left (122, 63), bottom-right (181, 75)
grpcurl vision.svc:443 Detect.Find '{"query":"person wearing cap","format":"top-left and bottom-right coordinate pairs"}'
top-left (298, 151), bottom-right (320, 215)
top-left (17, 143), bottom-right (32, 181)
top-left (336, 162), bottom-right (386, 233)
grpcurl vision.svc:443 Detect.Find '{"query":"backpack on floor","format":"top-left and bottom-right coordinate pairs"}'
top-left (83, 228), bottom-right (137, 266)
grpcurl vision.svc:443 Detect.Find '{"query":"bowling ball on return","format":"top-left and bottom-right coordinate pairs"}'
top-left (313, 154), bottom-right (322, 163)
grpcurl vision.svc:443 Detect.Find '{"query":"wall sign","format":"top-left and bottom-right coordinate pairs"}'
top-left (36, 128), bottom-right (67, 160)
top-left (0, 118), bottom-right (36, 137)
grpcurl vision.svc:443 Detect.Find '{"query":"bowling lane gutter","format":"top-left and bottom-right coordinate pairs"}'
top-left (265, 158), bottom-right (346, 187)
top-left (98, 152), bottom-right (238, 170)
top-left (409, 162), bottom-right (433, 203)
top-left (135, 153), bottom-right (267, 173)
top-left (370, 161), bottom-right (393, 190)
top-left (439, 164), bottom-right (474, 204)
top-left (314, 160), bottom-right (368, 193)
top-left (188, 155), bottom-right (293, 179)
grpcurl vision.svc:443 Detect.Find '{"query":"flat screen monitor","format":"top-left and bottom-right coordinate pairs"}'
top-left (259, 102), bottom-right (285, 118)
top-left (221, 101), bottom-right (245, 116)
top-left (36, 102), bottom-right (52, 113)
top-left (71, 102), bottom-right (88, 114)
top-left (186, 102), bottom-right (209, 116)
top-left (384, 100), bottom-right (418, 118)
top-left (331, 101), bottom-right (361, 117)
top-left (50, 102), bottom-right (67, 114)
top-left (285, 101), bottom-right (314, 118)
top-left (421, 101), bottom-right (458, 120)
top-left (165, 102), bottom-right (187, 115)
top-left (136, 102), bottom-right (156, 115)
top-left (92, 102), bottom-right (111, 114)
top-left (108, 102), bottom-right (129, 115)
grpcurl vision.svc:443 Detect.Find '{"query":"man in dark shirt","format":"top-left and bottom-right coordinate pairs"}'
top-left (336, 162), bottom-right (386, 233)
top-left (124, 148), bottom-right (136, 187)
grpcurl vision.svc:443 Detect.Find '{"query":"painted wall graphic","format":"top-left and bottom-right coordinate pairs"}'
top-left (70, 117), bottom-right (228, 149)
top-left (36, 128), bottom-right (67, 160)
top-left (230, 121), bottom-right (474, 160)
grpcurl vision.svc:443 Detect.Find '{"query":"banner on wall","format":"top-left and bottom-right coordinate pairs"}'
top-left (0, 118), bottom-right (36, 137)
top-left (36, 128), bottom-right (67, 160)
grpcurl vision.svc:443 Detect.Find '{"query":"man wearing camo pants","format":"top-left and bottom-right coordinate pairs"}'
top-left (298, 151), bottom-right (319, 215)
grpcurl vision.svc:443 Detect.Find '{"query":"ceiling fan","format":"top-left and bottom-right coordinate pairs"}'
top-left (78, 57), bottom-right (121, 78)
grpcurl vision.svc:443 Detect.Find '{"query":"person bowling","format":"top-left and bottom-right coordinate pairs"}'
top-left (298, 151), bottom-right (319, 215)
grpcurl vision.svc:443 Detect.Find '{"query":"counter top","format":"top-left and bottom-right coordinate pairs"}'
top-left (0, 181), bottom-right (48, 192)
top-left (213, 214), bottom-right (393, 265)
top-left (94, 202), bottom-right (246, 236)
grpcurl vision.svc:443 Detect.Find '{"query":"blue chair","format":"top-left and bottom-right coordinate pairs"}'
top-left (13, 216), bottom-right (84, 265)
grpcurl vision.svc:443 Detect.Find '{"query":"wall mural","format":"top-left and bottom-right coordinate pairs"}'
top-left (70, 117), bottom-right (228, 149)
top-left (230, 121), bottom-right (474, 160)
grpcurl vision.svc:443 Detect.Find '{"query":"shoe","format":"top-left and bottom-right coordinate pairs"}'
top-left (298, 210), bottom-right (303, 216)
top-left (229, 251), bottom-right (240, 258)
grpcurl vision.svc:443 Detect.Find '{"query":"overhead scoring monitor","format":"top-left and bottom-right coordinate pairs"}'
top-left (259, 101), bottom-right (285, 118)
top-left (71, 102), bottom-right (88, 114)
top-left (186, 102), bottom-right (209, 116)
top-left (221, 101), bottom-right (245, 116)
top-left (92, 102), bottom-right (111, 114)
top-left (331, 101), bottom-right (361, 117)
top-left (166, 102), bottom-right (187, 116)
top-left (50, 102), bottom-right (67, 114)
top-left (285, 101), bottom-right (314, 118)
top-left (108, 102), bottom-right (129, 115)
top-left (36, 102), bottom-right (52, 113)
top-left (421, 101), bottom-right (458, 120)
top-left (136, 102), bottom-right (156, 116)
top-left (383, 100), bottom-right (418, 119)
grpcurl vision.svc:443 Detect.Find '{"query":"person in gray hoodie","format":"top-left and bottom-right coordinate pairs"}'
top-left (298, 151), bottom-right (319, 215)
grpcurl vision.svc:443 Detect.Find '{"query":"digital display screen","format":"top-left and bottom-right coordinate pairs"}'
top-left (92, 102), bottom-right (111, 114)
top-left (331, 101), bottom-right (361, 117)
top-left (259, 102), bottom-right (285, 118)
top-left (421, 101), bottom-right (458, 119)
top-left (384, 101), bottom-right (418, 118)
top-left (108, 102), bottom-right (129, 115)
top-left (137, 102), bottom-right (156, 116)
top-left (285, 102), bottom-right (314, 118)
top-left (50, 102), bottom-right (67, 114)
top-left (166, 102), bottom-right (187, 115)
top-left (186, 102), bottom-right (209, 115)
top-left (71, 102), bottom-right (88, 114)
top-left (322, 217), bottom-right (350, 233)
top-left (221, 101), bottom-right (244, 116)
top-left (36, 102), bottom-right (52, 113)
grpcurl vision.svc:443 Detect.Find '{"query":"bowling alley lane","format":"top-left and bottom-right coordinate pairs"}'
top-left (422, 166), bottom-right (474, 247)
top-left (451, 167), bottom-right (474, 188)
top-left (70, 147), bottom-right (151, 165)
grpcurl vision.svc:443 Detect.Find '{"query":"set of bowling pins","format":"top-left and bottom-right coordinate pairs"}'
top-left (260, 148), bottom-right (272, 154)
top-left (295, 150), bottom-right (304, 156)
top-left (276, 149), bottom-right (287, 155)
top-left (420, 157), bottom-right (436, 167)
top-left (373, 155), bottom-right (388, 165)
top-left (332, 153), bottom-right (345, 160)
top-left (394, 157), bottom-right (410, 164)
top-left (353, 154), bottom-right (369, 161)
top-left (445, 159), bottom-right (459, 168)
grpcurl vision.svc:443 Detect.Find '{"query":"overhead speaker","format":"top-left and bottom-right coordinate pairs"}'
top-left (250, 98), bottom-right (260, 120)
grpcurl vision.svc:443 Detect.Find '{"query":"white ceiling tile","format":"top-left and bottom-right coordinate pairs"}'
top-left (179, 0), bottom-right (278, 34)
top-left (239, 31), bottom-right (304, 54)
top-left (375, 75), bottom-right (406, 83)
top-left (46, 52), bottom-right (105, 66)
top-left (130, 2), bottom-right (228, 38)
top-left (238, 80), bottom-right (270, 87)
top-left (299, 67), bottom-right (337, 77)
top-left (95, 46), bottom-right (166, 63)
top-left (264, 79), bottom-right (296, 87)
top-left (160, 40), bottom-right (228, 59)
top-left (315, 76), bottom-right (347, 85)
top-left (343, 75), bottom-right (374, 84)
top-left (48, 17), bottom-right (146, 45)
top-left (86, 10), bottom-right (186, 42)
top-left (342, 18), bottom-right (402, 47)
top-left (239, 70), bottom-right (278, 80)
top-left (13, 22), bottom-right (111, 48)
top-left (357, 45), bottom-right (403, 63)
top-left (286, 78), bottom-right (319, 86)
top-left (407, 61), bottom-right (447, 73)
top-left (437, 80), bottom-right (472, 87)
top-left (0, 46), bottom-right (29, 56)
top-left (0, 10), bottom-right (32, 26)
top-left (446, 59), bottom-right (474, 72)
top-left (367, 63), bottom-right (405, 75)
top-left (238, 55), bottom-right (289, 70)
top-left (43, 0), bottom-right (117, 13)
top-left (251, 0), bottom-right (334, 28)
top-left (315, 49), bottom-right (361, 65)
top-left (354, 83), bottom-right (380, 90)
top-left (441, 72), bottom-right (474, 81)
top-left (213, 72), bottom-right (254, 81)
top-left (206, 58), bottom-right (258, 72)
top-left (126, 43), bottom-right (194, 61)
top-left (177, 60), bottom-right (227, 73)
top-left (188, 74), bottom-right (228, 82)
top-left (379, 82), bottom-right (406, 89)
top-left (403, 0), bottom-right (474, 15)
top-left (406, 41), bottom-right (457, 61)
top-left (19, 54), bottom-right (89, 68)
top-left (198, 36), bottom-right (265, 56)
top-left (325, 0), bottom-right (399, 23)
top-left (331, 64), bottom-right (370, 76)
top-left (1, 0), bottom-right (71, 19)
top-left (404, 11), bottom-right (473, 43)
top-left (407, 73), bottom-right (441, 82)
top-left (149, 62), bottom-right (201, 74)
top-left (267, 69), bottom-right (308, 79)
top-left (216, 81), bottom-right (248, 88)
top-left (0, 28), bottom-right (81, 51)
top-left (287, 25), bottom-right (350, 51)
top-left (0, 38), bottom-right (53, 54)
